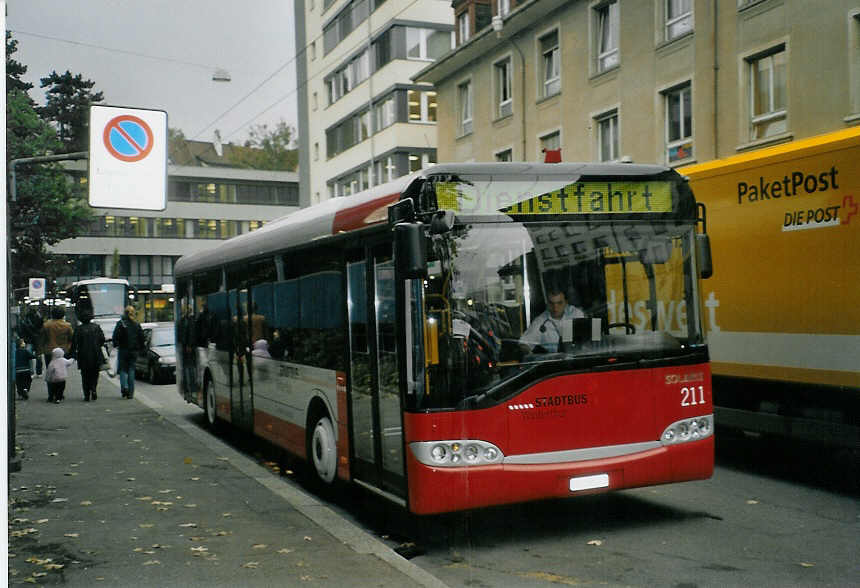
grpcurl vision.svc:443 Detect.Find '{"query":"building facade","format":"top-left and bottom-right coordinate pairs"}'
top-left (49, 163), bottom-right (298, 319)
top-left (294, 0), bottom-right (455, 206)
top-left (416, 0), bottom-right (860, 165)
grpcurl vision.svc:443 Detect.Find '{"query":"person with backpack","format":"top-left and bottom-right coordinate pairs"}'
top-left (112, 305), bottom-right (145, 399)
top-left (71, 309), bottom-right (107, 401)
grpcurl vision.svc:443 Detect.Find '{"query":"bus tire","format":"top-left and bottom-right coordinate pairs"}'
top-left (308, 413), bottom-right (337, 486)
top-left (204, 379), bottom-right (220, 433)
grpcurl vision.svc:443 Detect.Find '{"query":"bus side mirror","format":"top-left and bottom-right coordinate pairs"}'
top-left (696, 234), bottom-right (713, 279)
top-left (394, 223), bottom-right (427, 279)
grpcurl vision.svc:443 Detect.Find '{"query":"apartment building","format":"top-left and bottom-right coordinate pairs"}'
top-left (294, 0), bottom-right (455, 206)
top-left (415, 0), bottom-right (860, 165)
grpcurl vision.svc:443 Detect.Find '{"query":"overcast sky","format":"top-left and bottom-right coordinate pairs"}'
top-left (7, 0), bottom-right (298, 145)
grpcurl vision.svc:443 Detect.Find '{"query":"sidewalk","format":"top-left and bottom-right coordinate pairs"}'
top-left (8, 372), bottom-right (444, 587)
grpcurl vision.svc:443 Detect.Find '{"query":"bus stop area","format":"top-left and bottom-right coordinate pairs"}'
top-left (8, 373), bottom-right (445, 587)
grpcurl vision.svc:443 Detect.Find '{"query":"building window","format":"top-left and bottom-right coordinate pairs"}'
top-left (408, 90), bottom-right (437, 123)
top-left (665, 84), bottom-right (693, 163)
top-left (595, 1), bottom-right (619, 72)
top-left (495, 148), bottom-right (513, 162)
top-left (314, 142), bottom-right (319, 161)
top-left (748, 46), bottom-right (787, 140)
top-left (596, 110), bottom-right (619, 161)
top-left (311, 41), bottom-right (317, 60)
top-left (665, 0), bottom-right (692, 41)
top-left (458, 81), bottom-right (473, 135)
top-left (497, 0), bottom-right (510, 17)
top-left (540, 130), bottom-right (561, 160)
top-left (406, 28), bottom-right (453, 61)
top-left (458, 11), bottom-right (471, 45)
top-left (495, 57), bottom-right (513, 118)
top-left (373, 95), bottom-right (396, 132)
top-left (313, 92), bottom-right (318, 111)
top-left (540, 30), bottom-right (560, 98)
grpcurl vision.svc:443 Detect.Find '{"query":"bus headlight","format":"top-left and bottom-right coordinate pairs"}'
top-left (411, 440), bottom-right (505, 467)
top-left (660, 415), bottom-right (714, 446)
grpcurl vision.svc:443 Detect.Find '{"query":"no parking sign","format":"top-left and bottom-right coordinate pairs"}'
top-left (89, 105), bottom-right (167, 210)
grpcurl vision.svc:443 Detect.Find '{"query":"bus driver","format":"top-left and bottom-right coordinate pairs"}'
top-left (519, 286), bottom-right (585, 353)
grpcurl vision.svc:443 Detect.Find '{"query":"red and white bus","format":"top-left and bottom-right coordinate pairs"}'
top-left (174, 162), bottom-right (715, 515)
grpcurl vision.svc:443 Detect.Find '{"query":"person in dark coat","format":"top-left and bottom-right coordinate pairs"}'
top-left (39, 306), bottom-right (73, 377)
top-left (70, 310), bottom-right (107, 401)
top-left (14, 336), bottom-right (35, 400)
top-left (112, 305), bottom-right (145, 399)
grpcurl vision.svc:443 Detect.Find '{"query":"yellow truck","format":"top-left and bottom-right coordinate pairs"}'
top-left (680, 127), bottom-right (859, 448)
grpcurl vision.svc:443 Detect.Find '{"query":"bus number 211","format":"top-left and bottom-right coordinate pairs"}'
top-left (680, 386), bottom-right (705, 407)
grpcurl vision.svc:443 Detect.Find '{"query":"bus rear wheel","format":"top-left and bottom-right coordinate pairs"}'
top-left (309, 415), bottom-right (337, 485)
top-left (204, 381), bottom-right (219, 432)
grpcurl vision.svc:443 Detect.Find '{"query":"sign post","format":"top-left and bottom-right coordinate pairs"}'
top-left (88, 105), bottom-right (167, 210)
top-left (28, 278), bottom-right (46, 300)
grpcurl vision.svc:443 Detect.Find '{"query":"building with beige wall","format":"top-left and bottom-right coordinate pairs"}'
top-left (416, 0), bottom-right (860, 166)
top-left (294, 0), bottom-right (454, 206)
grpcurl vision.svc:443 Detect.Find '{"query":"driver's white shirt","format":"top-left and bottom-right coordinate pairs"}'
top-left (519, 305), bottom-right (585, 352)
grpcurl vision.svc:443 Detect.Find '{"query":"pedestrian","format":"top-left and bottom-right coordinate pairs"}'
top-left (14, 336), bottom-right (35, 400)
top-left (70, 308), bottom-right (107, 401)
top-left (45, 347), bottom-right (75, 403)
top-left (20, 307), bottom-right (44, 376)
top-left (112, 305), bottom-right (145, 399)
top-left (39, 306), bottom-right (73, 379)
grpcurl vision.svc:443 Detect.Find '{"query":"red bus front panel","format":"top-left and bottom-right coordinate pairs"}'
top-left (404, 363), bottom-right (713, 515)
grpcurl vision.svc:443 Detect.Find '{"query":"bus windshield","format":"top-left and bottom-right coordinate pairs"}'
top-left (413, 220), bottom-right (705, 410)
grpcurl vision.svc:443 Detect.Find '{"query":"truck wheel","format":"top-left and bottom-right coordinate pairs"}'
top-left (204, 381), bottom-right (219, 432)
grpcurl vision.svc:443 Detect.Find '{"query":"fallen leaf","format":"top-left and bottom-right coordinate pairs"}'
top-left (139, 524), bottom-right (154, 528)
top-left (799, 562), bottom-right (816, 568)
top-left (51, 498), bottom-right (68, 503)
top-left (136, 496), bottom-right (153, 501)
top-left (143, 560), bottom-right (160, 566)
top-left (44, 563), bottom-right (64, 570)
top-left (179, 523), bottom-right (198, 528)
top-left (80, 500), bottom-right (93, 506)
top-left (26, 557), bottom-right (52, 565)
top-left (64, 533), bottom-right (80, 538)
top-left (190, 477), bottom-right (200, 481)
top-left (158, 489), bottom-right (175, 494)
top-left (36, 519), bottom-right (49, 524)
top-left (12, 518), bottom-right (30, 524)
top-left (184, 457), bottom-right (193, 464)
top-left (191, 546), bottom-right (209, 552)
top-left (32, 572), bottom-right (47, 578)
top-left (127, 478), bottom-right (136, 481)
top-left (222, 513), bottom-right (232, 518)
top-left (252, 544), bottom-right (267, 549)
top-left (278, 548), bottom-right (294, 554)
top-left (301, 576), bottom-right (312, 581)
top-left (587, 539), bottom-right (603, 546)
top-left (217, 457), bottom-right (230, 461)
top-left (241, 561), bottom-right (259, 569)
top-left (47, 452), bottom-right (58, 456)
top-left (746, 499), bottom-right (759, 505)
top-left (303, 536), bottom-right (312, 541)
top-left (184, 504), bottom-right (197, 508)
top-left (133, 547), bottom-right (144, 552)
top-left (213, 531), bottom-right (230, 536)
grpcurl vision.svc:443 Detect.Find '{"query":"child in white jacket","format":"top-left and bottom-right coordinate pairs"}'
top-left (45, 347), bottom-right (75, 403)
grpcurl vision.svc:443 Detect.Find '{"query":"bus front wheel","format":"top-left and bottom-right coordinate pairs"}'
top-left (309, 414), bottom-right (337, 485)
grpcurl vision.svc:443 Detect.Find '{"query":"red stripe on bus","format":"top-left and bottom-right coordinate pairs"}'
top-left (331, 193), bottom-right (400, 234)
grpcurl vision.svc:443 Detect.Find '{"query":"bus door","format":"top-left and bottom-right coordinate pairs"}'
top-left (229, 287), bottom-right (255, 432)
top-left (347, 246), bottom-right (406, 499)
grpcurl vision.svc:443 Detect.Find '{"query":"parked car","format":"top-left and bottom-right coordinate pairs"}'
top-left (136, 322), bottom-right (176, 384)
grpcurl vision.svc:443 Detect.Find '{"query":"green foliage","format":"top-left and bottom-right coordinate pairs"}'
top-left (6, 32), bottom-right (33, 94)
top-left (38, 70), bottom-right (104, 153)
top-left (6, 34), bottom-right (94, 290)
top-left (227, 120), bottom-right (298, 171)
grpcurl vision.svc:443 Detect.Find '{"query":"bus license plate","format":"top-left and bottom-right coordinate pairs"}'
top-left (569, 474), bottom-right (609, 492)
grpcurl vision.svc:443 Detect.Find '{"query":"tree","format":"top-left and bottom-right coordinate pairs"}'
top-left (6, 35), bottom-right (93, 290)
top-left (38, 70), bottom-right (104, 153)
top-left (227, 120), bottom-right (298, 171)
top-left (6, 32), bottom-right (33, 95)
